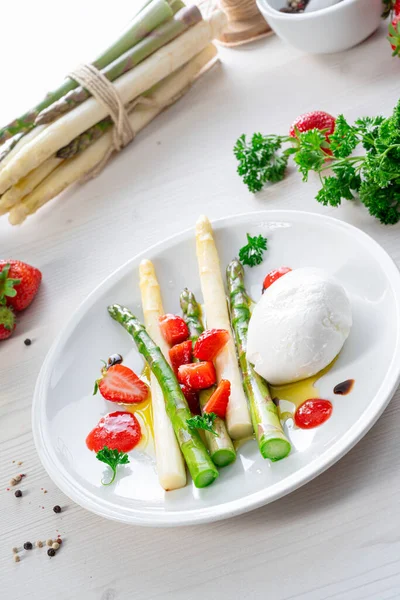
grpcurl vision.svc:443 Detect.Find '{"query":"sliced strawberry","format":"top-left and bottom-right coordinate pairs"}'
top-left (86, 411), bottom-right (142, 452)
top-left (159, 314), bottom-right (189, 345)
top-left (180, 383), bottom-right (200, 415)
top-left (169, 340), bottom-right (193, 375)
top-left (94, 364), bottom-right (149, 404)
top-left (203, 380), bottom-right (231, 419)
top-left (178, 361), bottom-right (216, 390)
top-left (294, 399), bottom-right (332, 429)
top-left (193, 329), bottom-right (230, 361)
top-left (263, 267), bottom-right (292, 291)
top-left (0, 305), bottom-right (16, 340)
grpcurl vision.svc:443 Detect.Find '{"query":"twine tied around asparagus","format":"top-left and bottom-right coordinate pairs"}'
top-left (68, 64), bottom-right (156, 179)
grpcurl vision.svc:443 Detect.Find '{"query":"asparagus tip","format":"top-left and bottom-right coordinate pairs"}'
top-left (107, 304), bottom-right (121, 319)
top-left (227, 258), bottom-right (244, 279)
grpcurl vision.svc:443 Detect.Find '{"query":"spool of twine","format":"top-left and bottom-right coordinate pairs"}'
top-left (204, 0), bottom-right (271, 46)
top-left (219, 0), bottom-right (262, 22)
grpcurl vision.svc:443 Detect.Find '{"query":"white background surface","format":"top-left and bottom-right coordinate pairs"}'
top-left (1, 3), bottom-right (400, 598)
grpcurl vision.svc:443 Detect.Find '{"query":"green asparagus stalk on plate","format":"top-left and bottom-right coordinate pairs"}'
top-left (180, 288), bottom-right (236, 468)
top-left (226, 260), bottom-right (291, 461)
top-left (108, 304), bottom-right (219, 488)
top-left (38, 3), bottom-right (197, 128)
top-left (0, 0), bottom-right (174, 144)
top-left (180, 287), bottom-right (204, 343)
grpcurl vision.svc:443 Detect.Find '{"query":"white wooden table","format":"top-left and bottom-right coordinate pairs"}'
top-left (2, 4), bottom-right (400, 597)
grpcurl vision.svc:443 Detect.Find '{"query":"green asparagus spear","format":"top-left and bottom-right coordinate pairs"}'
top-left (180, 287), bottom-right (204, 342)
top-left (0, 0), bottom-right (174, 144)
top-left (169, 0), bottom-right (185, 12)
top-left (56, 119), bottom-right (112, 159)
top-left (180, 288), bottom-right (236, 468)
top-left (198, 388), bottom-right (237, 467)
top-left (37, 4), bottom-right (197, 127)
top-left (226, 260), bottom-right (291, 461)
top-left (108, 304), bottom-right (219, 488)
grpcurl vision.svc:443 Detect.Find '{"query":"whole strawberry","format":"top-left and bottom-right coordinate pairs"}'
top-left (289, 110), bottom-right (336, 156)
top-left (0, 306), bottom-right (16, 340)
top-left (0, 260), bottom-right (42, 311)
top-left (389, 13), bottom-right (400, 55)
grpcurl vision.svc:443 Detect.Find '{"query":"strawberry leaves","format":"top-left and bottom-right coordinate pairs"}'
top-left (0, 305), bottom-right (16, 330)
top-left (382, 0), bottom-right (397, 19)
top-left (0, 264), bottom-right (20, 306)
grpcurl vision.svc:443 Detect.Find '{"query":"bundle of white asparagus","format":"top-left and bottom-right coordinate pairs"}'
top-left (0, 2), bottom-right (226, 225)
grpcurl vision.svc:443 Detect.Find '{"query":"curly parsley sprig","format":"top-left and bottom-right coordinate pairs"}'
top-left (187, 413), bottom-right (219, 436)
top-left (234, 100), bottom-right (400, 225)
top-left (96, 446), bottom-right (130, 486)
top-left (234, 133), bottom-right (292, 193)
top-left (238, 234), bottom-right (268, 267)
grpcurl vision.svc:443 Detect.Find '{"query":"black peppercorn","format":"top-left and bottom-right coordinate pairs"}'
top-left (47, 548), bottom-right (56, 557)
top-left (107, 353), bottom-right (123, 368)
top-left (23, 542), bottom-right (33, 550)
top-left (24, 338), bottom-right (32, 346)
top-left (53, 505), bottom-right (62, 513)
top-left (14, 489), bottom-right (22, 498)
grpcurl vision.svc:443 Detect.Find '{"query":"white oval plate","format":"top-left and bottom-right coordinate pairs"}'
top-left (33, 211), bottom-right (400, 526)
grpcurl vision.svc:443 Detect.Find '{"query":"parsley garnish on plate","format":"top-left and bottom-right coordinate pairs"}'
top-left (234, 100), bottom-right (400, 225)
top-left (187, 413), bottom-right (219, 437)
top-left (96, 446), bottom-right (130, 486)
top-left (239, 234), bottom-right (268, 267)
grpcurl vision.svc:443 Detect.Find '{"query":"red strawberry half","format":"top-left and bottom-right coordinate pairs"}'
top-left (0, 260), bottom-right (42, 311)
top-left (178, 361), bottom-right (216, 391)
top-left (159, 314), bottom-right (189, 346)
top-left (193, 329), bottom-right (230, 361)
top-left (0, 305), bottom-right (16, 340)
top-left (169, 340), bottom-right (193, 375)
top-left (289, 111), bottom-right (336, 156)
top-left (263, 267), bottom-right (292, 292)
top-left (86, 411), bottom-right (142, 453)
top-left (94, 364), bottom-right (149, 404)
top-left (203, 379), bottom-right (231, 419)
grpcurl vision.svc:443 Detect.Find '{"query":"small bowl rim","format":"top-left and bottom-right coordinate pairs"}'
top-left (258, 0), bottom-right (361, 20)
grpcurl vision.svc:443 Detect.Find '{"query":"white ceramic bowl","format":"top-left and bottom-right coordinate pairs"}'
top-left (257, 0), bottom-right (383, 54)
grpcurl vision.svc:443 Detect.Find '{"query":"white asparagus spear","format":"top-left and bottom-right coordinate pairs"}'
top-left (8, 45), bottom-right (218, 225)
top-left (139, 259), bottom-right (187, 491)
top-left (0, 157), bottom-right (62, 215)
top-left (0, 11), bottom-right (226, 195)
top-left (0, 125), bottom-right (46, 173)
top-left (195, 215), bottom-right (253, 440)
